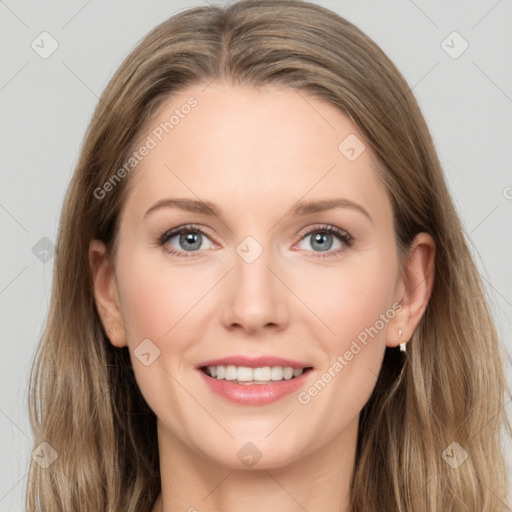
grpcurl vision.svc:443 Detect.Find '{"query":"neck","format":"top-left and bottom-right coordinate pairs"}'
top-left (153, 416), bottom-right (358, 512)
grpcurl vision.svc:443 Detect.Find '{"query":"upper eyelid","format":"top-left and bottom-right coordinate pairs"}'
top-left (159, 224), bottom-right (212, 242)
top-left (297, 224), bottom-right (350, 239)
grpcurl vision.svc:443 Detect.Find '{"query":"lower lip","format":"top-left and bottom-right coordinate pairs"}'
top-left (197, 368), bottom-right (313, 406)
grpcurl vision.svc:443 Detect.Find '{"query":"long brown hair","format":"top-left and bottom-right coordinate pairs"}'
top-left (26, 1), bottom-right (511, 510)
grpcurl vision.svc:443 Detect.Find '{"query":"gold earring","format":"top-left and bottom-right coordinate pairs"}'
top-left (399, 329), bottom-right (407, 352)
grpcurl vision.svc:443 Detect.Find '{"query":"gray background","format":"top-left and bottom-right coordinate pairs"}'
top-left (1, 0), bottom-right (511, 509)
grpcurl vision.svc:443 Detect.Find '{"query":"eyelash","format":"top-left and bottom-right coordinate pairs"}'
top-left (157, 223), bottom-right (353, 259)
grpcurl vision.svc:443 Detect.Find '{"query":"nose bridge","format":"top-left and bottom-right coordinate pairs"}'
top-left (221, 235), bottom-right (289, 333)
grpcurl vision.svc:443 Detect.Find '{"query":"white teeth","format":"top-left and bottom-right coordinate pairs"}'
top-left (236, 366), bottom-right (253, 382)
top-left (216, 365), bottom-right (225, 379)
top-left (270, 366), bottom-right (283, 381)
top-left (253, 366), bottom-right (271, 380)
top-left (225, 365), bottom-right (237, 380)
top-left (283, 367), bottom-right (294, 379)
top-left (204, 365), bottom-right (306, 382)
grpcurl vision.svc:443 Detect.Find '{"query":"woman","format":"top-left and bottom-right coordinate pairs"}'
top-left (26, 0), bottom-right (511, 510)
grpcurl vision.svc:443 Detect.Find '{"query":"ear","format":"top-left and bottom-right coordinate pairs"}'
top-left (387, 232), bottom-right (436, 348)
top-left (89, 239), bottom-right (127, 348)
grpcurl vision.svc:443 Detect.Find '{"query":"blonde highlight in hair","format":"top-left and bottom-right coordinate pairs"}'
top-left (26, 1), bottom-right (511, 510)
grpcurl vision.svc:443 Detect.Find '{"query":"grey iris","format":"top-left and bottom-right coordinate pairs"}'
top-left (311, 231), bottom-right (333, 251)
top-left (181, 232), bottom-right (202, 251)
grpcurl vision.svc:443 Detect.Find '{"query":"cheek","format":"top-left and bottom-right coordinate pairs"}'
top-left (114, 247), bottom-right (211, 429)
top-left (116, 247), bottom-right (207, 342)
top-left (298, 255), bottom-right (398, 348)
top-left (294, 246), bottom-right (398, 399)
top-left (336, 268), bottom-right (395, 342)
top-left (291, 257), bottom-right (397, 437)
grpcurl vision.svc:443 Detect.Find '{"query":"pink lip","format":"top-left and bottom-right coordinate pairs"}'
top-left (196, 355), bottom-right (312, 369)
top-left (197, 367), bottom-right (314, 406)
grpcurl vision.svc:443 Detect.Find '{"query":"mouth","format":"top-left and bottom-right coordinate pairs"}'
top-left (199, 364), bottom-right (314, 385)
top-left (195, 355), bottom-right (315, 405)
top-left (197, 363), bottom-right (315, 406)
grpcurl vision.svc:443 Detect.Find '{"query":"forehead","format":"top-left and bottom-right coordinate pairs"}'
top-left (122, 82), bottom-right (390, 224)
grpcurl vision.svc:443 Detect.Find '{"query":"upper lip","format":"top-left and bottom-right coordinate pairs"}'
top-left (197, 355), bottom-right (313, 370)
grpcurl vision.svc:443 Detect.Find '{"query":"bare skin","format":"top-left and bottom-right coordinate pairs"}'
top-left (89, 82), bottom-right (435, 512)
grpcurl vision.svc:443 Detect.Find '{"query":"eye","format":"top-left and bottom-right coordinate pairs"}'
top-left (295, 224), bottom-right (353, 258)
top-left (158, 224), bottom-right (215, 257)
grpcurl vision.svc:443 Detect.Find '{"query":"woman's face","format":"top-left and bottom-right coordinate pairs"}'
top-left (98, 82), bottom-right (408, 468)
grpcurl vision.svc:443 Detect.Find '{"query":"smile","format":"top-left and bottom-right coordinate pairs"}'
top-left (198, 365), bottom-right (314, 406)
top-left (201, 364), bottom-right (312, 384)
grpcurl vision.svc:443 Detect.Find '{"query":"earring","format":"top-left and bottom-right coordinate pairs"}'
top-left (109, 327), bottom-right (115, 334)
top-left (399, 328), bottom-right (407, 352)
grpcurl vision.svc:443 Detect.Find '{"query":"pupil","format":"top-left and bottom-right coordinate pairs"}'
top-left (312, 232), bottom-right (332, 251)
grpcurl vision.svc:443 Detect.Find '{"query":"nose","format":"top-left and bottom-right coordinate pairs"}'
top-left (221, 246), bottom-right (290, 335)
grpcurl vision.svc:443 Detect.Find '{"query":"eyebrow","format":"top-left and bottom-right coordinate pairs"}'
top-left (143, 197), bottom-right (373, 223)
top-left (291, 198), bottom-right (372, 222)
top-left (144, 198), bottom-right (220, 219)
